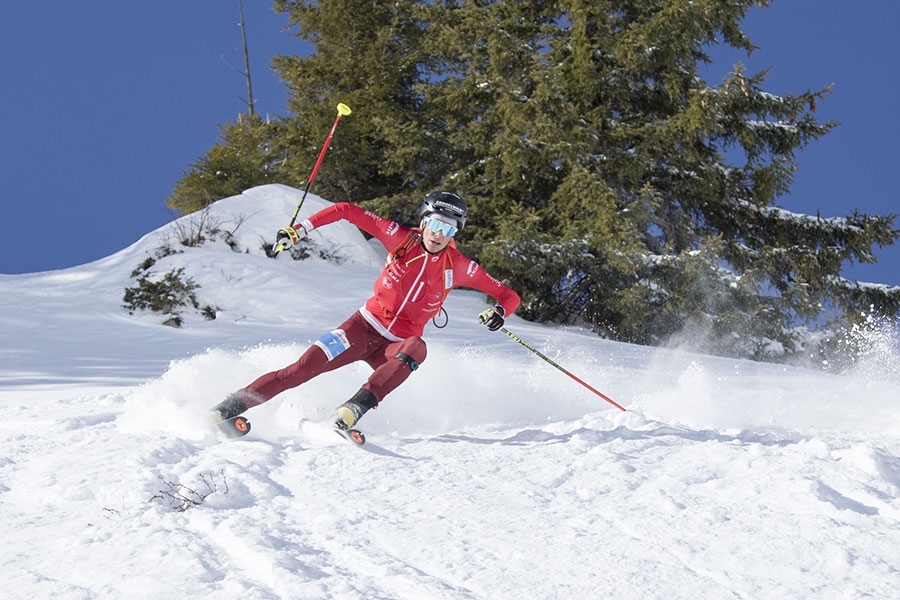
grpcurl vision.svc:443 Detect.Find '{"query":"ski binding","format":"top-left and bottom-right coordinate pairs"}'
top-left (217, 415), bottom-right (251, 439)
top-left (334, 426), bottom-right (366, 446)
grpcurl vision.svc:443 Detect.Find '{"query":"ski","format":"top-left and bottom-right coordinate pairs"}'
top-left (214, 412), bottom-right (363, 445)
top-left (333, 426), bottom-right (366, 446)
top-left (216, 415), bottom-right (251, 439)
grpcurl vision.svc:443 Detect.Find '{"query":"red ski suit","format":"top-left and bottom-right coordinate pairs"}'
top-left (240, 202), bottom-right (520, 408)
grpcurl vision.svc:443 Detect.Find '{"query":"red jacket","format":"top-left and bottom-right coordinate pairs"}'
top-left (300, 203), bottom-right (520, 339)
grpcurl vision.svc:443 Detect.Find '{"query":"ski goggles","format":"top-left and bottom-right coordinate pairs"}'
top-left (423, 216), bottom-right (458, 238)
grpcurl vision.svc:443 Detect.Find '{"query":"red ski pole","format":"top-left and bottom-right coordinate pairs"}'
top-left (292, 102), bottom-right (353, 224)
top-left (500, 327), bottom-right (626, 411)
top-left (274, 102), bottom-right (352, 255)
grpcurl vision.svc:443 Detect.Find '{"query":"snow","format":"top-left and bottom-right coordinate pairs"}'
top-left (2, 183), bottom-right (899, 599)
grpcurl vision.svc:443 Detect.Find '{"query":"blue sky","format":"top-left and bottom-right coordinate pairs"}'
top-left (2, 2), bottom-right (897, 287)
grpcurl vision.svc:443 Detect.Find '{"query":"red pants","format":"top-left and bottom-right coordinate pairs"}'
top-left (240, 311), bottom-right (427, 408)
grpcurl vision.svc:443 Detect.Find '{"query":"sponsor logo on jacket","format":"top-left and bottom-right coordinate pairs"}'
top-left (386, 221), bottom-right (400, 236)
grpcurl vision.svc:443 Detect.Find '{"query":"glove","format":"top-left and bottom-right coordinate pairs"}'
top-left (274, 225), bottom-right (306, 252)
top-left (478, 305), bottom-right (505, 331)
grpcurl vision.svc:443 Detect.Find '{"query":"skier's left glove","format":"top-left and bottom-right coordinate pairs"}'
top-left (478, 305), bottom-right (505, 331)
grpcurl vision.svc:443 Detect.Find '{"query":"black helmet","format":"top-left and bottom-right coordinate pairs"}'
top-left (418, 190), bottom-right (468, 230)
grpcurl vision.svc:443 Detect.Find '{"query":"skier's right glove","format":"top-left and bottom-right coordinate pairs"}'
top-left (273, 225), bottom-right (306, 253)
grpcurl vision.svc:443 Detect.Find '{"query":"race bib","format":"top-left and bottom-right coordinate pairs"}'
top-left (314, 328), bottom-right (351, 361)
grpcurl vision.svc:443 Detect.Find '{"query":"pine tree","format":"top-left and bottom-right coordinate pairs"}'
top-left (175, 0), bottom-right (899, 363)
top-left (418, 0), bottom-right (900, 358)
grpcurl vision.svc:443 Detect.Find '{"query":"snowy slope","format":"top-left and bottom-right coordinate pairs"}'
top-left (1, 184), bottom-right (899, 599)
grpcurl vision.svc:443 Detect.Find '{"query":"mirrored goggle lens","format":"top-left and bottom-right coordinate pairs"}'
top-left (425, 218), bottom-right (457, 237)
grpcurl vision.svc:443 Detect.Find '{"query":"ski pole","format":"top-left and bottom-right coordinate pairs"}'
top-left (500, 327), bottom-right (626, 411)
top-left (273, 102), bottom-right (352, 255)
top-left (290, 102), bottom-right (352, 226)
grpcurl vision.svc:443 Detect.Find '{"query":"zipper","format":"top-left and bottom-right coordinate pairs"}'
top-left (388, 250), bottom-right (428, 332)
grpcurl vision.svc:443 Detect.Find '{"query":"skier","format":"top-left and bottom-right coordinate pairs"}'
top-left (210, 190), bottom-right (520, 436)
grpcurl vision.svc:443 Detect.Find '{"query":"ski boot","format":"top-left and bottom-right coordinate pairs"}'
top-left (333, 389), bottom-right (378, 446)
top-left (333, 388), bottom-right (377, 430)
top-left (210, 394), bottom-right (251, 438)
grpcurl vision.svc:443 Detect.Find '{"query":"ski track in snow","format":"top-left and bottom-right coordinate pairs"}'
top-left (2, 185), bottom-right (899, 599)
